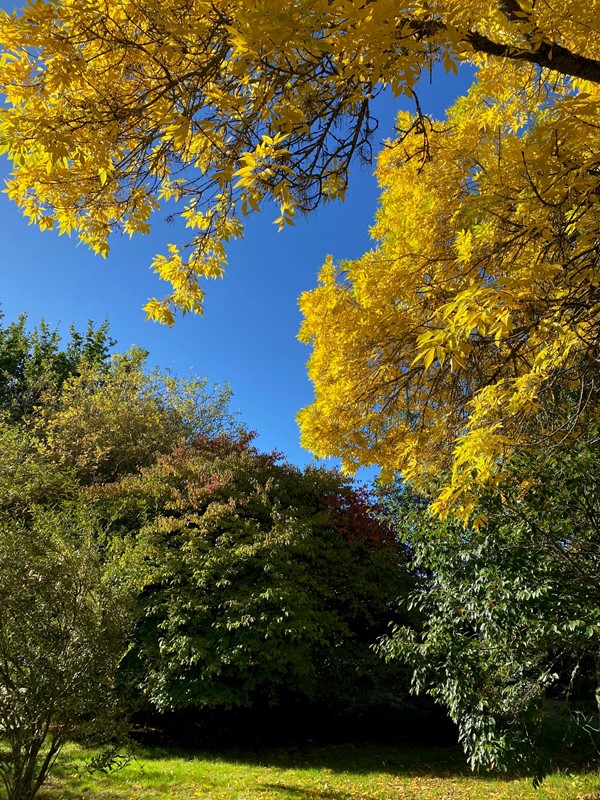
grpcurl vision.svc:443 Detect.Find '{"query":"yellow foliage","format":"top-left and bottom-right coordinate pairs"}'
top-left (299, 59), bottom-right (600, 518)
top-left (2, 0), bottom-right (600, 515)
top-left (1, 0), bottom-right (599, 320)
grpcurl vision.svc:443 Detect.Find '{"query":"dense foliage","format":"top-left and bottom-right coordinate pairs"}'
top-left (0, 2), bottom-right (597, 323)
top-left (377, 421), bottom-right (600, 771)
top-left (0, 314), bottom-right (113, 420)
top-left (0, 317), bottom-right (240, 797)
top-left (33, 347), bottom-right (241, 484)
top-left (0, 508), bottom-right (132, 800)
top-left (91, 433), bottom-right (412, 713)
top-left (0, 314), bottom-right (418, 800)
top-left (299, 62), bottom-right (600, 517)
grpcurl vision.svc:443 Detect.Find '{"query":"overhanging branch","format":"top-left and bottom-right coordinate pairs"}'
top-left (465, 30), bottom-right (600, 85)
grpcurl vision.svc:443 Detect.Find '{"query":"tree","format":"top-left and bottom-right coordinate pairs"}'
top-left (33, 346), bottom-right (242, 483)
top-left (0, 2), bottom-right (598, 324)
top-left (92, 433), bottom-right (412, 713)
top-left (377, 424), bottom-right (600, 772)
top-left (0, 419), bottom-right (76, 515)
top-left (0, 313), bottom-right (240, 515)
top-left (0, 508), bottom-right (132, 800)
top-left (0, 312), bottom-right (240, 489)
top-left (0, 313), bottom-right (114, 421)
top-left (299, 57), bottom-right (600, 518)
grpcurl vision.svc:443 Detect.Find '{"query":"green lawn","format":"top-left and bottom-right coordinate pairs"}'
top-left (41, 742), bottom-right (600, 800)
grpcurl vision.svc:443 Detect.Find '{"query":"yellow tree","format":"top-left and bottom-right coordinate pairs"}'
top-left (299, 59), bottom-right (600, 518)
top-left (0, 1), bottom-right (598, 325)
top-left (1, 1), bottom-right (600, 513)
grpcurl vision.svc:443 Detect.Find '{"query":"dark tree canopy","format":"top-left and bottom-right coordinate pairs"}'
top-left (93, 433), bottom-right (414, 713)
top-left (378, 418), bottom-right (600, 772)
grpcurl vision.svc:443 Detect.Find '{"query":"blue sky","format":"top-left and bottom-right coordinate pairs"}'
top-left (0, 3), bottom-right (473, 471)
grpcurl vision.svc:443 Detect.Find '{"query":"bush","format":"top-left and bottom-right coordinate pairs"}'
top-left (0, 508), bottom-right (132, 800)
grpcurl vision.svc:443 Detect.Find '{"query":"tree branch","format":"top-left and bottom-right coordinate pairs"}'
top-left (465, 30), bottom-right (600, 85)
top-left (404, 10), bottom-right (600, 85)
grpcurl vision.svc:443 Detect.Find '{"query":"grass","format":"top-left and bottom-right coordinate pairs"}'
top-left (39, 741), bottom-right (600, 800)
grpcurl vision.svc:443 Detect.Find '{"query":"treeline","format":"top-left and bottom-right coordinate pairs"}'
top-left (0, 315), bottom-right (421, 800)
top-left (1, 314), bottom-right (599, 800)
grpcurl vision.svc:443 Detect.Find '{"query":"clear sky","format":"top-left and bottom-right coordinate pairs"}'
top-left (0, 2), bottom-right (473, 471)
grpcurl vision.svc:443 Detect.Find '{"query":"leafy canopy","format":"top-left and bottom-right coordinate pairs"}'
top-left (299, 56), bottom-right (600, 518)
top-left (33, 346), bottom-right (241, 483)
top-left (0, 507), bottom-right (132, 800)
top-left (1, 1), bottom-right (599, 323)
top-left (95, 433), bottom-right (412, 712)
top-left (0, 315), bottom-right (240, 511)
top-left (377, 419), bottom-right (600, 771)
top-left (0, 310), bottom-right (411, 725)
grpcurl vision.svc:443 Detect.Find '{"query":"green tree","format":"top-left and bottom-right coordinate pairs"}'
top-left (95, 434), bottom-right (412, 713)
top-left (0, 420), bottom-right (75, 515)
top-left (0, 313), bottom-right (114, 421)
top-left (0, 315), bottom-right (240, 522)
top-left (378, 425), bottom-right (600, 771)
top-left (0, 508), bottom-right (133, 800)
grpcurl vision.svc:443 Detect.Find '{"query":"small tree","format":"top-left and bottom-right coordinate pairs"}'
top-left (0, 508), bottom-right (132, 800)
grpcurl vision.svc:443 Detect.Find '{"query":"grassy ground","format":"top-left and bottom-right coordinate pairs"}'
top-left (41, 741), bottom-right (600, 800)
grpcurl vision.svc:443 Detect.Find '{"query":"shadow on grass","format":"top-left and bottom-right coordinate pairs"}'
top-left (261, 784), bottom-right (366, 800)
top-left (128, 741), bottom-right (494, 779)
top-left (127, 734), bottom-right (600, 786)
top-left (128, 698), bottom-right (600, 783)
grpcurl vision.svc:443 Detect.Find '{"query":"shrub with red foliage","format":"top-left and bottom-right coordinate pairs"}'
top-left (321, 483), bottom-right (396, 550)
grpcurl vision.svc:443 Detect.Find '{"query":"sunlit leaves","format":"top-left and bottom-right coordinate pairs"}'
top-left (34, 346), bottom-right (241, 482)
top-left (299, 57), bottom-right (600, 518)
top-left (1, 1), bottom-right (599, 319)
